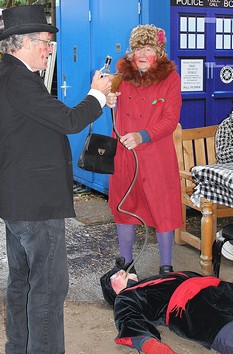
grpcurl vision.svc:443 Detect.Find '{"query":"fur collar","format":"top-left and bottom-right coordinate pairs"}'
top-left (116, 56), bottom-right (177, 87)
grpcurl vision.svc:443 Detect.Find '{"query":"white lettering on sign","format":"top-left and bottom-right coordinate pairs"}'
top-left (173, 0), bottom-right (233, 7)
top-left (181, 59), bottom-right (203, 92)
top-left (224, 0), bottom-right (233, 7)
top-left (208, 0), bottom-right (220, 6)
top-left (176, 0), bottom-right (204, 6)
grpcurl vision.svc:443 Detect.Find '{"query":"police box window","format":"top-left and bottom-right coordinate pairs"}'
top-left (180, 15), bottom-right (205, 49)
top-left (216, 17), bottom-right (233, 50)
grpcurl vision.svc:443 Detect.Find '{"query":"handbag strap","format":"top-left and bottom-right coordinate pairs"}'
top-left (88, 122), bottom-right (94, 135)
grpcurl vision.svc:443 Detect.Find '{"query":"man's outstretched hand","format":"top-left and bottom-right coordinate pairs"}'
top-left (91, 70), bottom-right (113, 96)
top-left (142, 338), bottom-right (177, 354)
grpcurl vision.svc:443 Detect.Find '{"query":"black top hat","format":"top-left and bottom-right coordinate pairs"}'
top-left (0, 5), bottom-right (58, 41)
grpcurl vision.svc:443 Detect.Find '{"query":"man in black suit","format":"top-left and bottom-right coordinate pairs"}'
top-left (0, 5), bottom-right (115, 354)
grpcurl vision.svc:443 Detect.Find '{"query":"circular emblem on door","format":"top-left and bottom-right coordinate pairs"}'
top-left (220, 66), bottom-right (233, 84)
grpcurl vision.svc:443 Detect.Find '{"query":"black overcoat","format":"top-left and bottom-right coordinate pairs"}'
top-left (114, 272), bottom-right (233, 350)
top-left (0, 54), bottom-right (103, 221)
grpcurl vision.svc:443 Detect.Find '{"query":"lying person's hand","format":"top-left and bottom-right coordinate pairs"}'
top-left (142, 338), bottom-right (177, 354)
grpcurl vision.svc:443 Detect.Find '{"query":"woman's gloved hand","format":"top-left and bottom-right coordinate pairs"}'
top-left (142, 338), bottom-right (177, 354)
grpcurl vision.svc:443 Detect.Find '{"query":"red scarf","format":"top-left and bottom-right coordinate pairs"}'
top-left (166, 276), bottom-right (221, 324)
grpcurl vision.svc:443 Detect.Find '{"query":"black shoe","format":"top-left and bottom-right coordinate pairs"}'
top-left (159, 265), bottom-right (174, 275)
top-left (115, 256), bottom-right (126, 268)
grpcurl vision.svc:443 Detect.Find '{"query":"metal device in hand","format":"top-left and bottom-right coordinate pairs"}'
top-left (99, 55), bottom-right (112, 77)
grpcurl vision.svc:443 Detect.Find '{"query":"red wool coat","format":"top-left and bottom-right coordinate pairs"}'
top-left (109, 70), bottom-right (183, 232)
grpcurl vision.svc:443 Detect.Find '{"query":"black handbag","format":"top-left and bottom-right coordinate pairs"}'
top-left (78, 123), bottom-right (118, 174)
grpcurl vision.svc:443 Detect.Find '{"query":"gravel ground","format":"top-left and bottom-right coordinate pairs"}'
top-left (0, 187), bottom-right (232, 353)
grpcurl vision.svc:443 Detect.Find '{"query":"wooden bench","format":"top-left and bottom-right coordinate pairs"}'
top-left (173, 123), bottom-right (233, 275)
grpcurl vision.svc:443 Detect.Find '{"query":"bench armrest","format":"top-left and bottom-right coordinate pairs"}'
top-left (180, 170), bottom-right (193, 181)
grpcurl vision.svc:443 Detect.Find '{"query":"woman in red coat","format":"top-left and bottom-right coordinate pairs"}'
top-left (108, 24), bottom-right (183, 274)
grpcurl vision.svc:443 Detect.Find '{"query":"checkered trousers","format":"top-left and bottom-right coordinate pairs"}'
top-left (191, 163), bottom-right (233, 208)
top-left (215, 114), bottom-right (233, 164)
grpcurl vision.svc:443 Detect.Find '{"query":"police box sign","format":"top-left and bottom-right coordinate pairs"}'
top-left (171, 0), bottom-right (233, 7)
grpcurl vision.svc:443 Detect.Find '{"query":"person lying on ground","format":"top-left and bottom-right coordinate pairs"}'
top-left (100, 257), bottom-right (233, 354)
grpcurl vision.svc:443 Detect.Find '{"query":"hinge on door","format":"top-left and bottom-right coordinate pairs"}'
top-left (138, 1), bottom-right (141, 15)
top-left (89, 10), bottom-right (91, 22)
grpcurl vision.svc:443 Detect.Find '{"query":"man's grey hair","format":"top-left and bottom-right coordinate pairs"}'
top-left (0, 32), bottom-right (40, 53)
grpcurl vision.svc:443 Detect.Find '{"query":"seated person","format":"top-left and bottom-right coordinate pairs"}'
top-left (215, 114), bottom-right (233, 260)
top-left (215, 113), bottom-right (233, 164)
top-left (100, 257), bottom-right (233, 354)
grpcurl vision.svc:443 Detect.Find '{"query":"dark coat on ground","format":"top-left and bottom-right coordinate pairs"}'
top-left (114, 271), bottom-right (233, 350)
top-left (0, 53), bottom-right (103, 221)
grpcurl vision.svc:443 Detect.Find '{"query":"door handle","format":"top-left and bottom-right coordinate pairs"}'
top-left (61, 82), bottom-right (67, 98)
top-left (206, 62), bottom-right (210, 79)
top-left (210, 62), bottom-right (214, 80)
top-left (61, 74), bottom-right (67, 98)
top-left (61, 74), bottom-right (71, 98)
top-left (206, 62), bottom-right (214, 80)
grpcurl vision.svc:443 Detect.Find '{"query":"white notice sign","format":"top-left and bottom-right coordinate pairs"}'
top-left (181, 59), bottom-right (203, 92)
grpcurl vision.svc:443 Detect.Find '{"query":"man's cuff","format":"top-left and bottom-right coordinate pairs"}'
top-left (88, 89), bottom-right (106, 108)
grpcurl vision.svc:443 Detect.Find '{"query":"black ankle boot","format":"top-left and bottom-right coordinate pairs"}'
top-left (159, 265), bottom-right (174, 275)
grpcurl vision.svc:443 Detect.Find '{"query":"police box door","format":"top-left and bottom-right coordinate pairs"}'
top-left (56, 0), bottom-right (140, 194)
top-left (171, 1), bottom-right (233, 128)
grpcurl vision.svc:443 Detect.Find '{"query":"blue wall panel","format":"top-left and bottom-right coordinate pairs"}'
top-left (181, 98), bottom-right (206, 128)
top-left (56, 0), bottom-right (144, 194)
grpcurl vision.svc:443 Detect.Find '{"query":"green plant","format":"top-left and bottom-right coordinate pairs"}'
top-left (0, 0), bottom-right (27, 7)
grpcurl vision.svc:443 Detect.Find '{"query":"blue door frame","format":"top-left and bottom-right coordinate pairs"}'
top-left (171, 3), bottom-right (233, 128)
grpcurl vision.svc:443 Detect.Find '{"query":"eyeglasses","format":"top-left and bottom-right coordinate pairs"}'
top-left (33, 38), bottom-right (52, 47)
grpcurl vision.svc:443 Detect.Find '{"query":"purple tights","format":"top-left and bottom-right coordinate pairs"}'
top-left (116, 224), bottom-right (135, 264)
top-left (116, 224), bottom-right (174, 266)
top-left (156, 230), bottom-right (174, 266)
